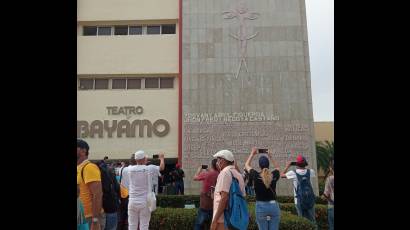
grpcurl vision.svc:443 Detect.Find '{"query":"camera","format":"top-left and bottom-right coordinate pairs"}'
top-left (153, 154), bottom-right (159, 159)
top-left (258, 148), bottom-right (268, 154)
top-left (290, 162), bottom-right (297, 166)
top-left (202, 165), bottom-right (208, 169)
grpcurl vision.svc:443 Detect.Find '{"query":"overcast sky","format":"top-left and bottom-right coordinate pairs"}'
top-left (305, 0), bottom-right (334, 121)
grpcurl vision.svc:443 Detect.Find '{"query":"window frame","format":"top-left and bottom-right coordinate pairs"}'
top-left (83, 26), bottom-right (97, 36)
top-left (79, 78), bottom-right (95, 90)
top-left (112, 78), bottom-right (127, 90)
top-left (114, 25), bottom-right (129, 36)
top-left (94, 78), bottom-right (110, 90)
top-left (97, 26), bottom-right (112, 36)
top-left (127, 78), bottom-right (143, 90)
top-left (144, 77), bottom-right (160, 89)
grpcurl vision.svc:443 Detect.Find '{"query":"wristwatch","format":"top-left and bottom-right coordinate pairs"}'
top-left (92, 217), bottom-right (99, 223)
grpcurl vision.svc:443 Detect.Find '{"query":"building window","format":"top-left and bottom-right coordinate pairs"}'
top-left (127, 78), bottom-right (142, 89)
top-left (147, 26), bottom-right (160, 35)
top-left (79, 79), bottom-right (94, 90)
top-left (162, 25), bottom-right (176, 34)
top-left (95, 79), bottom-right (109, 89)
top-left (98, 27), bottom-right (112, 36)
top-left (129, 26), bottom-right (142, 35)
top-left (112, 79), bottom-right (126, 89)
top-left (145, 78), bottom-right (159, 88)
top-left (114, 26), bottom-right (128, 35)
top-left (83, 26), bottom-right (97, 36)
top-left (160, 78), bottom-right (174, 88)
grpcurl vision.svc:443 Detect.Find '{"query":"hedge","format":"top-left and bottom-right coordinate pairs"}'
top-left (156, 195), bottom-right (327, 208)
top-left (278, 203), bottom-right (328, 230)
top-left (150, 207), bottom-right (315, 230)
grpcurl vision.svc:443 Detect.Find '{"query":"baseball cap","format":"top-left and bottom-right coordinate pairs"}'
top-left (296, 155), bottom-right (308, 166)
top-left (213, 150), bottom-right (234, 162)
top-left (134, 150), bottom-right (146, 160)
top-left (77, 139), bottom-right (89, 152)
top-left (259, 156), bottom-right (269, 169)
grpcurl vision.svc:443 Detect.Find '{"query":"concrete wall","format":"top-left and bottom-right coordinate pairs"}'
top-left (182, 0), bottom-right (317, 195)
top-left (77, 34), bottom-right (178, 75)
top-left (314, 122), bottom-right (334, 142)
top-left (78, 0), bottom-right (179, 21)
top-left (77, 82), bottom-right (179, 160)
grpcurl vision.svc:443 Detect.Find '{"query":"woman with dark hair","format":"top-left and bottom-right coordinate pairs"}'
top-left (245, 147), bottom-right (281, 230)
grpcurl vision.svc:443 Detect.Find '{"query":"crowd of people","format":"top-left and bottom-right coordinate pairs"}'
top-left (77, 139), bottom-right (334, 230)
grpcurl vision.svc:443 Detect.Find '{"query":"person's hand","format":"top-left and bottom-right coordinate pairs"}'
top-left (91, 222), bottom-right (101, 230)
top-left (159, 153), bottom-right (165, 159)
top-left (251, 147), bottom-right (258, 156)
top-left (268, 150), bottom-right (273, 159)
top-left (210, 221), bottom-right (217, 230)
top-left (286, 161), bottom-right (292, 168)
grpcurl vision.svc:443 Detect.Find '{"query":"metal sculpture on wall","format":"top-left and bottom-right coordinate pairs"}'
top-left (223, 1), bottom-right (259, 79)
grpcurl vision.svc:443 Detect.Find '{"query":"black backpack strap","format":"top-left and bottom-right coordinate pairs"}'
top-left (80, 162), bottom-right (90, 183)
top-left (119, 167), bottom-right (124, 183)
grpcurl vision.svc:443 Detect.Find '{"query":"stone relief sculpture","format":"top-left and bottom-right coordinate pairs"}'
top-left (223, 1), bottom-right (259, 79)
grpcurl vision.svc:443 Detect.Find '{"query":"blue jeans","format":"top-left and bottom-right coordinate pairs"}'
top-left (194, 208), bottom-right (212, 230)
top-left (296, 203), bottom-right (317, 229)
top-left (255, 201), bottom-right (280, 230)
top-left (104, 212), bottom-right (118, 230)
top-left (328, 206), bottom-right (334, 230)
top-left (175, 181), bottom-right (184, 195)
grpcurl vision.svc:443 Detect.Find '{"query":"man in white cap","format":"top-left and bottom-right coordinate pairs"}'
top-left (121, 150), bottom-right (165, 230)
top-left (210, 150), bottom-right (245, 230)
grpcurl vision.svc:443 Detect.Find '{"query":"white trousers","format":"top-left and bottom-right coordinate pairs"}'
top-left (128, 200), bottom-right (151, 230)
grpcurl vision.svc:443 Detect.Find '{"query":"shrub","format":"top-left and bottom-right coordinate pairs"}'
top-left (279, 203), bottom-right (328, 230)
top-left (149, 207), bottom-right (315, 230)
top-left (156, 195), bottom-right (327, 208)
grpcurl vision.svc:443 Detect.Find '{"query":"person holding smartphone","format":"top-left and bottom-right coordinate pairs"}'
top-left (193, 159), bottom-right (219, 230)
top-left (281, 155), bottom-right (317, 227)
top-left (245, 147), bottom-right (281, 230)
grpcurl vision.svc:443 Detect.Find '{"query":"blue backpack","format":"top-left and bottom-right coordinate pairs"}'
top-left (295, 169), bottom-right (315, 210)
top-left (224, 170), bottom-right (249, 230)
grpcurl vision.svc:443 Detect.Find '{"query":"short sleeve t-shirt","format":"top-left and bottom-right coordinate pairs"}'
top-left (77, 160), bottom-right (102, 218)
top-left (124, 164), bottom-right (160, 203)
top-left (195, 170), bottom-right (219, 193)
top-left (249, 169), bottom-right (280, 201)
top-left (213, 166), bottom-right (246, 223)
top-left (285, 169), bottom-right (316, 204)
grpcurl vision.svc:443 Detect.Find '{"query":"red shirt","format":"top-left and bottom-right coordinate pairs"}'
top-left (194, 170), bottom-right (219, 193)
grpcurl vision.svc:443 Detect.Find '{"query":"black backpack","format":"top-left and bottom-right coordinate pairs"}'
top-left (81, 162), bottom-right (120, 213)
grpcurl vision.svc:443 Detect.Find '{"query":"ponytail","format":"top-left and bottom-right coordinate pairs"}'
top-left (260, 168), bottom-right (273, 189)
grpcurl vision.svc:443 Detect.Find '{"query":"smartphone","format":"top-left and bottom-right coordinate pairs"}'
top-left (153, 154), bottom-right (159, 159)
top-left (290, 162), bottom-right (297, 166)
top-left (202, 165), bottom-right (208, 169)
top-left (258, 148), bottom-right (268, 154)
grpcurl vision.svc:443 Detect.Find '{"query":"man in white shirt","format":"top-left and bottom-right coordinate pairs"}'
top-left (121, 150), bottom-right (165, 230)
top-left (281, 155), bottom-right (317, 228)
top-left (210, 150), bottom-right (245, 230)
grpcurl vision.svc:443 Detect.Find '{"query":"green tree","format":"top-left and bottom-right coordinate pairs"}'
top-left (316, 140), bottom-right (334, 177)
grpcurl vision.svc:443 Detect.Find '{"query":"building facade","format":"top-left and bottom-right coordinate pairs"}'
top-left (77, 0), bottom-right (180, 161)
top-left (78, 0), bottom-right (317, 195)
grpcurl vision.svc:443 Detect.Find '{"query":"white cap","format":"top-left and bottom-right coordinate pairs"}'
top-left (134, 150), bottom-right (146, 160)
top-left (213, 150), bottom-right (234, 162)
